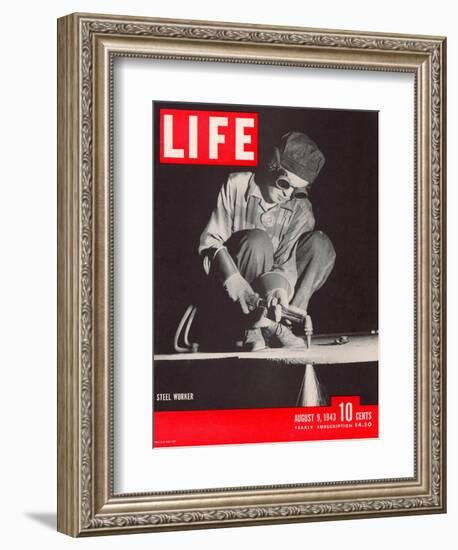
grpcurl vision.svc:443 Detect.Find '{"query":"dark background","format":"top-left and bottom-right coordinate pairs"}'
top-left (154, 360), bottom-right (378, 410)
top-left (154, 101), bottom-right (378, 354)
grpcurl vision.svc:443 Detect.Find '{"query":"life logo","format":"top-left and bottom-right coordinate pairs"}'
top-left (159, 108), bottom-right (258, 166)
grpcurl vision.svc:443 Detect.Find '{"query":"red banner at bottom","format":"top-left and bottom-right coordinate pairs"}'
top-left (153, 396), bottom-right (378, 448)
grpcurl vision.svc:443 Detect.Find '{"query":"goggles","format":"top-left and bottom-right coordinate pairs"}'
top-left (275, 176), bottom-right (309, 199)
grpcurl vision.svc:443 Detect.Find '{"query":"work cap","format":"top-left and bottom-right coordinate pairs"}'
top-left (278, 131), bottom-right (325, 183)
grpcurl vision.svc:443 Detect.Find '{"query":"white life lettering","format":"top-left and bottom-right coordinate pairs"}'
top-left (163, 114), bottom-right (184, 158)
top-left (208, 116), bottom-right (228, 159)
top-left (235, 117), bottom-right (254, 160)
top-left (188, 115), bottom-right (198, 159)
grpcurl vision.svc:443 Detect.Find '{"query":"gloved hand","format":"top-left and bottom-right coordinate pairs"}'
top-left (265, 287), bottom-right (289, 308)
top-left (223, 272), bottom-right (259, 314)
top-left (265, 288), bottom-right (289, 322)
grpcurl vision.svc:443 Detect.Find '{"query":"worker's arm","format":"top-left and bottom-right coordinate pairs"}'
top-left (198, 176), bottom-right (234, 269)
top-left (198, 175), bottom-right (259, 314)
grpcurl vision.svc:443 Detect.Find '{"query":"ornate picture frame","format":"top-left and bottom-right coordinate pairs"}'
top-left (57, 13), bottom-right (446, 536)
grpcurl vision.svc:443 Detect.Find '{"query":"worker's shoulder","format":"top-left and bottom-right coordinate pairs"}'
top-left (294, 196), bottom-right (313, 214)
top-left (219, 171), bottom-right (254, 199)
top-left (291, 197), bottom-right (315, 226)
top-left (225, 171), bottom-right (254, 190)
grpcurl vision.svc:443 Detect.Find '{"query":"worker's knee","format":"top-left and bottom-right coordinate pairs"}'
top-left (297, 230), bottom-right (336, 264)
top-left (229, 228), bottom-right (273, 257)
top-left (313, 230), bottom-right (336, 262)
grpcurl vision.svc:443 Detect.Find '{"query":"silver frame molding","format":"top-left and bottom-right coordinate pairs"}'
top-left (57, 12), bottom-right (446, 537)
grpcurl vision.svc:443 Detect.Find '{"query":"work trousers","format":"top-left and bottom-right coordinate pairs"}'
top-left (225, 228), bottom-right (336, 312)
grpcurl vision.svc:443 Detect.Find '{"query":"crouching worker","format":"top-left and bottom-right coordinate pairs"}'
top-left (198, 131), bottom-right (336, 351)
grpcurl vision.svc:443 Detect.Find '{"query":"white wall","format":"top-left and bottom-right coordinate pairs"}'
top-left (0, 0), bottom-right (454, 548)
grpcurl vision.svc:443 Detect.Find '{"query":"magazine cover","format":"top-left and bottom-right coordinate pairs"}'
top-left (152, 100), bottom-right (378, 448)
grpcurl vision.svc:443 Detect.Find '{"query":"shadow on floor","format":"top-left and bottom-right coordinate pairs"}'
top-left (25, 512), bottom-right (56, 530)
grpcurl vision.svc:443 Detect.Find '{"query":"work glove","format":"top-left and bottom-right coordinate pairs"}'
top-left (223, 272), bottom-right (260, 314)
top-left (265, 287), bottom-right (289, 308)
top-left (265, 287), bottom-right (289, 322)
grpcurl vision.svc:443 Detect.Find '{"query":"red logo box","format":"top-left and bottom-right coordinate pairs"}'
top-left (159, 108), bottom-right (258, 166)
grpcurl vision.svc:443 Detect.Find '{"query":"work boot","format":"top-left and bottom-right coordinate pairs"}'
top-left (262, 322), bottom-right (306, 349)
top-left (236, 328), bottom-right (267, 351)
